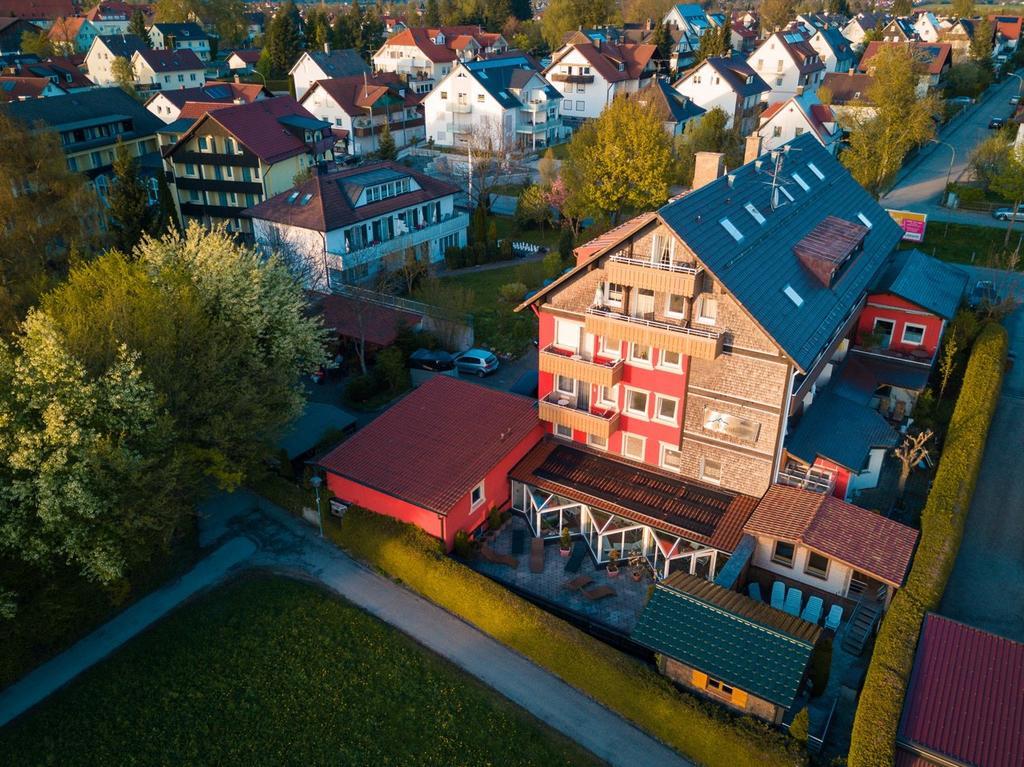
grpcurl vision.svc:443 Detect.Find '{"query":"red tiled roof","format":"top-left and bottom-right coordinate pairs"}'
top-left (381, 25), bottom-right (501, 63)
top-left (990, 15), bottom-right (1024, 41)
top-left (135, 48), bottom-right (204, 73)
top-left (547, 37), bottom-right (656, 83)
top-left (147, 81), bottom-right (269, 109)
top-left (320, 376), bottom-right (541, 513)
top-left (10, 57), bottom-right (91, 89)
top-left (227, 48), bottom-right (262, 64)
top-left (0, 76), bottom-right (64, 100)
top-left (744, 485), bottom-right (918, 586)
top-left (47, 17), bottom-right (88, 42)
top-left (858, 41), bottom-right (952, 76)
top-left (899, 614), bottom-right (1024, 767)
top-left (760, 100), bottom-right (785, 120)
top-left (573, 212), bottom-right (657, 263)
top-left (0, 0), bottom-right (73, 20)
top-left (316, 292), bottom-right (421, 347)
top-left (510, 439), bottom-right (758, 552)
top-left (301, 72), bottom-right (420, 117)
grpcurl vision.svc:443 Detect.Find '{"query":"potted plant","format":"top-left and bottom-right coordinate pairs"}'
top-left (607, 549), bottom-right (620, 578)
top-left (629, 552), bottom-right (646, 582)
top-left (559, 526), bottom-right (572, 556)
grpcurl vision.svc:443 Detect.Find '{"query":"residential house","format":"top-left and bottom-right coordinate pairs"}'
top-left (913, 12), bottom-right (942, 43)
top-left (743, 485), bottom-right (918, 617)
top-left (729, 22), bottom-right (758, 56)
top-left (880, 17), bottom-right (918, 43)
top-left (246, 161), bottom-right (468, 288)
top-left (632, 573), bottom-right (821, 723)
top-left (663, 3), bottom-right (719, 69)
top-left (757, 95), bottom-right (840, 155)
top-left (0, 18), bottom-right (44, 53)
top-left (6, 86), bottom-right (161, 204)
top-left (748, 31), bottom-right (826, 103)
top-left (290, 46), bottom-right (371, 99)
top-left (243, 11), bottom-right (265, 44)
top-left (148, 22), bottom-right (210, 62)
top-left (821, 71), bottom-right (876, 125)
top-left (0, 0), bottom-right (74, 25)
top-left (857, 41), bottom-right (951, 96)
top-left (145, 80), bottom-right (270, 123)
top-left (6, 55), bottom-right (94, 91)
top-left (226, 49), bottom-right (261, 73)
top-left (0, 75), bottom-right (67, 100)
top-left (543, 33), bottom-right (656, 123)
top-left (83, 2), bottom-right (132, 36)
top-left (841, 12), bottom-right (888, 48)
top-left (989, 15), bottom-right (1023, 59)
top-left (47, 17), bottom-right (100, 54)
top-left (319, 376), bottom-right (543, 552)
top-left (131, 48), bottom-right (205, 91)
top-left (372, 26), bottom-right (507, 96)
top-left (159, 96), bottom-right (334, 234)
top-left (795, 13), bottom-right (850, 34)
top-left (83, 33), bottom-right (146, 85)
top-left (626, 77), bottom-right (704, 137)
top-left (807, 25), bottom-right (855, 73)
top-left (897, 614), bottom-right (1024, 767)
top-left (673, 54), bottom-right (769, 135)
top-left (514, 132), bottom-right (905, 527)
top-left (939, 18), bottom-right (977, 63)
top-left (382, 16), bottom-right (407, 36)
top-left (425, 54), bottom-right (563, 150)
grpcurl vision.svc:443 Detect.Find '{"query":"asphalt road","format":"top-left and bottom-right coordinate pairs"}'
top-left (940, 267), bottom-right (1024, 643)
top-left (881, 72), bottom-right (1024, 229)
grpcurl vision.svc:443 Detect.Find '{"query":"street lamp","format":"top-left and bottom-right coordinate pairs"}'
top-left (309, 475), bottom-right (324, 538)
top-left (930, 139), bottom-right (956, 208)
top-left (1006, 71), bottom-right (1023, 103)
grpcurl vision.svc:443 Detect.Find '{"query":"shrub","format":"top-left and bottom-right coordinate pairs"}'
top-left (560, 526), bottom-right (571, 550)
top-left (326, 507), bottom-right (804, 767)
top-left (487, 506), bottom-right (503, 532)
top-left (542, 249), bottom-right (564, 279)
top-left (498, 282), bottom-right (528, 304)
top-left (453, 530), bottom-right (472, 559)
top-left (848, 323), bottom-right (1007, 767)
top-left (344, 374), bottom-right (380, 404)
top-left (375, 346), bottom-right (410, 394)
top-left (809, 636), bottom-right (832, 698)
top-left (789, 707), bottom-right (809, 744)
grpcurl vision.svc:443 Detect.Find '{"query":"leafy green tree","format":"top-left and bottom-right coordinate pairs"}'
top-left (267, 0), bottom-right (303, 77)
top-left (509, 0), bottom-right (533, 21)
top-left (305, 5), bottom-right (331, 51)
top-left (424, 0), bottom-right (442, 25)
top-left (991, 147), bottom-right (1024, 247)
top-left (840, 44), bottom-right (939, 197)
top-left (759, 0), bottom-right (795, 34)
top-left (111, 56), bottom-right (138, 98)
top-left (695, 18), bottom-right (730, 63)
top-left (946, 60), bottom-right (992, 98)
top-left (375, 124), bottom-right (397, 160)
top-left (952, 0), bottom-right (974, 19)
top-left (155, 0), bottom-right (247, 45)
top-left (970, 17), bottom-right (994, 64)
top-left (561, 96), bottom-right (673, 224)
top-left (128, 9), bottom-right (149, 43)
top-left (332, 9), bottom-right (359, 49)
top-left (789, 707), bottom-right (809, 744)
top-left (825, 0), bottom-right (849, 14)
top-left (892, 0), bottom-right (912, 16)
top-left (375, 346), bottom-right (409, 393)
top-left (153, 172), bottom-right (179, 235)
top-left (20, 29), bottom-right (54, 57)
top-left (515, 184), bottom-right (551, 228)
top-left (538, 147), bottom-right (558, 188)
top-left (540, 0), bottom-right (617, 50)
top-left (969, 133), bottom-right (1010, 191)
top-left (107, 142), bottom-right (150, 254)
top-left (672, 106), bottom-right (742, 186)
top-left (650, 19), bottom-right (672, 64)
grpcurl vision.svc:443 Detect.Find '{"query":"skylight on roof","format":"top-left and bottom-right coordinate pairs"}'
top-left (792, 172), bottom-right (810, 192)
top-left (479, 71), bottom-right (488, 79)
top-left (720, 217), bottom-right (744, 241)
top-left (778, 186), bottom-right (794, 202)
top-left (745, 202), bottom-right (766, 225)
top-left (857, 212), bottom-right (873, 228)
top-left (287, 191), bottom-right (299, 203)
top-left (300, 193), bottom-right (312, 205)
top-left (784, 285), bottom-right (804, 307)
top-left (807, 162), bottom-right (824, 180)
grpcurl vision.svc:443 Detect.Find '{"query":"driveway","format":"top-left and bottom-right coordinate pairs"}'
top-left (940, 268), bottom-right (1024, 642)
top-left (0, 491), bottom-right (692, 767)
top-left (881, 72), bottom-right (1024, 230)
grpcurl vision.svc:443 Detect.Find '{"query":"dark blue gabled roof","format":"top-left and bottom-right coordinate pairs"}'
top-left (875, 248), bottom-right (967, 320)
top-left (464, 54), bottom-right (556, 109)
top-left (785, 389), bottom-right (898, 470)
top-left (659, 133), bottom-right (904, 372)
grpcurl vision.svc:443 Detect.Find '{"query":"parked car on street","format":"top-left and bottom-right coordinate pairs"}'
top-left (1011, 96), bottom-right (1020, 106)
top-left (948, 96), bottom-right (974, 106)
top-left (408, 348), bottom-right (456, 372)
top-left (454, 348), bottom-right (500, 377)
top-left (989, 116), bottom-right (1007, 129)
top-left (969, 280), bottom-right (998, 307)
top-left (992, 207), bottom-right (1024, 221)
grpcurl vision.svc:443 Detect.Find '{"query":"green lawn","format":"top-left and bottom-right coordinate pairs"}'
top-left (905, 220), bottom-right (1024, 268)
top-left (0, 576), bottom-right (600, 767)
top-left (492, 214), bottom-right (565, 251)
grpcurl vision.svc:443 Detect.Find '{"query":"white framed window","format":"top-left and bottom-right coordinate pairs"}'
top-left (563, 100), bottom-right (573, 111)
top-left (660, 443), bottom-right (683, 472)
top-left (597, 385), bottom-right (617, 408)
top-left (470, 481), bottom-right (486, 510)
top-left (772, 125), bottom-right (782, 138)
top-left (555, 375), bottom-right (575, 395)
top-left (696, 296), bottom-right (718, 325)
top-left (700, 457), bottom-right (722, 484)
top-left (575, 100), bottom-right (585, 111)
top-left (605, 282), bottom-right (624, 307)
top-left (658, 349), bottom-right (682, 370)
top-left (588, 433), bottom-right (607, 450)
top-left (599, 336), bottom-right (620, 358)
top-left (665, 293), bottom-right (687, 318)
top-left (902, 323), bottom-right (926, 346)
top-left (555, 318), bottom-right (582, 351)
top-left (654, 394), bottom-right (678, 425)
top-left (805, 551), bottom-right (830, 579)
top-left (624, 387), bottom-right (649, 418)
top-left (622, 433), bottom-right (646, 461)
top-left (628, 343), bottom-right (651, 365)
top-left (772, 540), bottom-right (794, 567)
top-left (554, 423), bottom-right (572, 438)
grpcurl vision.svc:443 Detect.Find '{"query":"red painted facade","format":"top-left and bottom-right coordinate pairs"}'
top-left (856, 293), bottom-right (945, 359)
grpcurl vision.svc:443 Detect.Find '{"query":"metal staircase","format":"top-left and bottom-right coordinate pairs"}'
top-left (841, 586), bottom-right (887, 656)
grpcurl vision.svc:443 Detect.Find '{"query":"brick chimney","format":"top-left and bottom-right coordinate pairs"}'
top-left (744, 134), bottom-right (763, 165)
top-left (692, 152), bottom-right (725, 190)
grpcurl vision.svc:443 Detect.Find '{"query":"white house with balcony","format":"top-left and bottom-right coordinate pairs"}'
top-left (372, 25), bottom-right (507, 96)
top-left (245, 162), bottom-right (468, 289)
top-left (423, 54), bottom-right (563, 151)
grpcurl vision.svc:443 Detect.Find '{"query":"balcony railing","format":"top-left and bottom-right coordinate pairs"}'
top-left (516, 121), bottom-right (551, 134)
top-left (584, 307), bottom-right (723, 361)
top-left (538, 345), bottom-right (624, 387)
top-left (606, 253), bottom-right (703, 296)
top-left (326, 211), bottom-right (469, 266)
top-left (446, 101), bottom-right (472, 113)
top-left (777, 468), bottom-right (835, 495)
top-left (550, 73), bottom-right (594, 84)
top-left (521, 101), bottom-right (548, 113)
top-left (539, 393), bottom-right (620, 439)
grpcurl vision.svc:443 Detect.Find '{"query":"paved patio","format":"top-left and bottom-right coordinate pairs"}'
top-left (471, 515), bottom-right (652, 634)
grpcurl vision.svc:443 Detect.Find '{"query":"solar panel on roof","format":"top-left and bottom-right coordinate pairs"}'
top-left (2, 82), bottom-right (14, 91)
top-left (784, 32), bottom-right (804, 43)
top-left (204, 85), bottom-right (229, 99)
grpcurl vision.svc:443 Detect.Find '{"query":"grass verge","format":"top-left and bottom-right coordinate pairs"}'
top-left (0, 576), bottom-right (602, 767)
top-left (907, 220), bottom-right (1024, 267)
top-left (848, 323), bottom-right (1008, 767)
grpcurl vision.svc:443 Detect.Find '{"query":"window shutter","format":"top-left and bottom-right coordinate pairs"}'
top-left (731, 688), bottom-right (748, 708)
top-left (691, 670), bottom-right (708, 689)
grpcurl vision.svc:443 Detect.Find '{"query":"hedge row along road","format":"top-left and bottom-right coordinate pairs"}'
top-left (847, 322), bottom-right (1008, 767)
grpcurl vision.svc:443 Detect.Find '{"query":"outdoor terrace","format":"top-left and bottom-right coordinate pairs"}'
top-left (584, 306), bottom-right (724, 361)
top-left (538, 344), bottom-right (624, 386)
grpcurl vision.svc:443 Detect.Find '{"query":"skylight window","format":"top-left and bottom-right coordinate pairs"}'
top-left (300, 193), bottom-right (312, 205)
top-left (792, 172), bottom-right (810, 192)
top-left (478, 71), bottom-right (488, 79)
top-left (287, 191), bottom-right (300, 203)
top-left (857, 212), bottom-right (873, 228)
top-left (720, 217), bottom-right (744, 241)
top-left (784, 285), bottom-right (804, 307)
top-left (778, 186), bottom-right (794, 202)
top-left (745, 202), bottom-right (766, 225)
top-left (807, 162), bottom-right (825, 180)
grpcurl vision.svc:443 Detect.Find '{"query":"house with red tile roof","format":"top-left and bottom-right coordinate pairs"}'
top-left (0, 0), bottom-right (74, 23)
top-left (226, 48), bottom-right (261, 73)
top-left (757, 94), bottom-right (840, 155)
top-left (857, 41), bottom-right (951, 96)
top-left (47, 16), bottom-right (99, 55)
top-left (897, 614), bottom-right (1024, 767)
top-left (300, 73), bottom-right (424, 157)
top-left (989, 15), bottom-right (1023, 58)
top-left (244, 161), bottom-right (467, 289)
top-left (145, 81), bottom-right (271, 123)
top-left (319, 376), bottom-right (544, 551)
top-left (131, 48), bottom-right (206, 91)
top-left (84, 2), bottom-right (138, 35)
top-left (372, 25), bottom-right (507, 96)
top-left (543, 32), bottom-right (656, 123)
top-left (748, 30), bottom-right (827, 103)
top-left (0, 75), bottom-right (67, 101)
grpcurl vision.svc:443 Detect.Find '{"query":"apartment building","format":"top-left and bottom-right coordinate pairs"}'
top-left (148, 22), bottom-right (211, 62)
top-left (246, 161), bottom-right (468, 289)
top-left (748, 31), bottom-right (826, 103)
top-left (372, 25), bottom-right (507, 95)
top-left (159, 96), bottom-right (333, 234)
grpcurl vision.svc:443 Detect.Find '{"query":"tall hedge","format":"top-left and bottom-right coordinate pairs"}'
top-left (327, 508), bottom-right (805, 767)
top-left (848, 322), bottom-right (1008, 767)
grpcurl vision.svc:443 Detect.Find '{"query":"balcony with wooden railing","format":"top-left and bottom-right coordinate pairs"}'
top-left (538, 393), bottom-right (620, 439)
top-left (584, 307), bottom-right (724, 361)
top-left (538, 345), bottom-right (624, 387)
top-left (605, 253), bottom-right (703, 296)
top-left (550, 72), bottom-right (594, 84)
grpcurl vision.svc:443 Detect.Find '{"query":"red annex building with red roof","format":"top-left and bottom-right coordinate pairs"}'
top-left (319, 376), bottom-right (543, 550)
